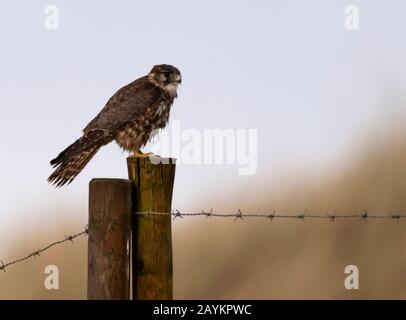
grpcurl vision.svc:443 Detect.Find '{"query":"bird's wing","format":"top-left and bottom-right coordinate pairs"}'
top-left (83, 76), bottom-right (162, 134)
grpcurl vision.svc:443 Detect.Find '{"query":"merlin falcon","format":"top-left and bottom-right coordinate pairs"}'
top-left (48, 64), bottom-right (181, 187)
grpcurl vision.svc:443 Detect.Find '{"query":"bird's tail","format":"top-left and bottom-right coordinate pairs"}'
top-left (48, 130), bottom-right (109, 187)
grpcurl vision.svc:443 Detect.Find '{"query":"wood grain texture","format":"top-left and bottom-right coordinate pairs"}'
top-left (127, 156), bottom-right (176, 300)
top-left (87, 178), bottom-right (131, 300)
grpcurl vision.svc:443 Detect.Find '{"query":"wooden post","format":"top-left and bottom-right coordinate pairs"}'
top-left (87, 178), bottom-right (132, 300)
top-left (127, 156), bottom-right (176, 300)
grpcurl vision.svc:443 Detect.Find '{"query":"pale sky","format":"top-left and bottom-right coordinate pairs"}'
top-left (1, 1), bottom-right (406, 245)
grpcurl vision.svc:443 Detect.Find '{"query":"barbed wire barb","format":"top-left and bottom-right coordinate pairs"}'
top-left (65, 235), bottom-right (74, 243)
top-left (362, 209), bottom-right (369, 222)
top-left (234, 209), bottom-right (243, 221)
top-left (0, 260), bottom-right (6, 272)
top-left (326, 212), bottom-right (335, 222)
top-left (173, 209), bottom-right (183, 220)
top-left (296, 209), bottom-right (307, 222)
top-left (267, 210), bottom-right (276, 221)
top-left (202, 208), bottom-right (213, 219)
top-left (391, 213), bottom-right (400, 221)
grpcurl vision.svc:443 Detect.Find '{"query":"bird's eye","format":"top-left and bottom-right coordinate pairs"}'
top-left (163, 71), bottom-right (171, 79)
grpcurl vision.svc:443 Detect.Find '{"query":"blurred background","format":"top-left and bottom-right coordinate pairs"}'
top-left (1, 0), bottom-right (406, 299)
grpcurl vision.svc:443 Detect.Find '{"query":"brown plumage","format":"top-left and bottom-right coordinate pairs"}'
top-left (48, 64), bottom-right (181, 187)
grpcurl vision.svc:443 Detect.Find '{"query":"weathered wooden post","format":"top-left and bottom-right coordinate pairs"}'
top-left (87, 178), bottom-right (132, 300)
top-left (127, 156), bottom-right (176, 300)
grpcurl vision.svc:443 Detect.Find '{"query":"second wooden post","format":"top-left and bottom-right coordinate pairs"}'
top-left (87, 178), bottom-right (132, 300)
top-left (127, 156), bottom-right (176, 300)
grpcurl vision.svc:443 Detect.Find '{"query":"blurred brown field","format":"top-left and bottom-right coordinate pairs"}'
top-left (1, 126), bottom-right (406, 299)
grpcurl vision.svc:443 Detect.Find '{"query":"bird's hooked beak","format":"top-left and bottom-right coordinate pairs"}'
top-left (174, 74), bottom-right (182, 84)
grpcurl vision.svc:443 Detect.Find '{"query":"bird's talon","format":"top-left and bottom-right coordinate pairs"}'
top-left (130, 151), bottom-right (155, 158)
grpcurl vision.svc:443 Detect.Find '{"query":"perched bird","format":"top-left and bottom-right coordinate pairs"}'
top-left (48, 64), bottom-right (181, 187)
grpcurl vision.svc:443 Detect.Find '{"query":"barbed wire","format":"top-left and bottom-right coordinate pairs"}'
top-left (0, 226), bottom-right (88, 273)
top-left (135, 209), bottom-right (406, 222)
top-left (1, 209), bottom-right (405, 273)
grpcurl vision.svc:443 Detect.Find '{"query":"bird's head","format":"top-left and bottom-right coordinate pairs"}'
top-left (148, 64), bottom-right (182, 98)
